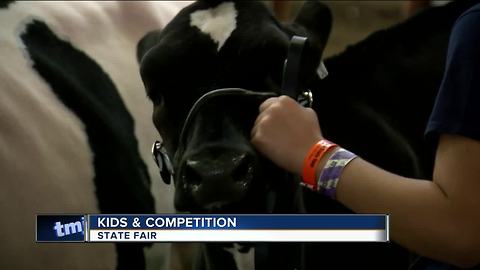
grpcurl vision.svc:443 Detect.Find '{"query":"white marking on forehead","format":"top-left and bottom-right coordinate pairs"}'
top-left (190, 2), bottom-right (237, 51)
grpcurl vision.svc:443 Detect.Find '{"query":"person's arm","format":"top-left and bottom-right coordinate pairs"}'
top-left (336, 134), bottom-right (480, 268)
top-left (251, 96), bottom-right (480, 268)
top-left (252, 6), bottom-right (480, 267)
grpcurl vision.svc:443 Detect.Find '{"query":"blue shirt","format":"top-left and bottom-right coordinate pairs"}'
top-left (422, 3), bottom-right (480, 270)
top-left (425, 3), bottom-right (480, 143)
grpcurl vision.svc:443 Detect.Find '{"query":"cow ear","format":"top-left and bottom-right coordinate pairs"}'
top-left (291, 1), bottom-right (332, 60)
top-left (136, 29), bottom-right (163, 64)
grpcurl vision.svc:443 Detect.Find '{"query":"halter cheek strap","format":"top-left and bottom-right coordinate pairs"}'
top-left (282, 35), bottom-right (314, 108)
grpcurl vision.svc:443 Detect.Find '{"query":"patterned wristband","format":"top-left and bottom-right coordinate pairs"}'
top-left (317, 148), bottom-right (357, 199)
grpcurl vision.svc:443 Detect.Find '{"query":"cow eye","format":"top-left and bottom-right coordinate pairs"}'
top-left (152, 96), bottom-right (163, 106)
top-left (147, 89), bottom-right (164, 106)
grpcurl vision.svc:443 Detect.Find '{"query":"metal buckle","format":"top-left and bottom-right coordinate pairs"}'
top-left (151, 140), bottom-right (174, 184)
top-left (298, 89), bottom-right (313, 108)
top-left (152, 141), bottom-right (162, 169)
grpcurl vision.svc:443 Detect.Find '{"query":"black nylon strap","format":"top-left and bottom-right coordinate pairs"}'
top-left (256, 36), bottom-right (310, 270)
top-left (281, 36), bottom-right (308, 99)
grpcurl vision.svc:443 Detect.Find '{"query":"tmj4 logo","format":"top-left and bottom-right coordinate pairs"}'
top-left (53, 216), bottom-right (85, 237)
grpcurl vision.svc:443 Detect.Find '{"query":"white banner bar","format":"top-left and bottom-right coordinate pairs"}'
top-left (89, 229), bottom-right (387, 242)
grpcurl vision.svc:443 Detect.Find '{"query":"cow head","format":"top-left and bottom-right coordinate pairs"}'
top-left (139, 0), bottom-right (332, 213)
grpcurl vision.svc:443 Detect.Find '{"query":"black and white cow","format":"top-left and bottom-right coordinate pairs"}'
top-left (138, 0), bottom-right (479, 269)
top-left (0, 1), bottom-right (191, 269)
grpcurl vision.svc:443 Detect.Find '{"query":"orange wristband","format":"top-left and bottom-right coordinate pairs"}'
top-left (301, 139), bottom-right (337, 190)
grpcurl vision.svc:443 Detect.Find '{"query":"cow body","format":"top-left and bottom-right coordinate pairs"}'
top-left (0, 1), bottom-right (191, 269)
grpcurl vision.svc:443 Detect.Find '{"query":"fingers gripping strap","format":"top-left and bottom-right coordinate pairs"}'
top-left (301, 139), bottom-right (337, 190)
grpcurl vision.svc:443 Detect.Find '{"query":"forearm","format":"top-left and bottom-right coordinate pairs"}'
top-left (335, 157), bottom-right (478, 267)
top-left (251, 96), bottom-right (480, 266)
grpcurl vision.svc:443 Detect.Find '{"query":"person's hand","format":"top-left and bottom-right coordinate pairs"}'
top-left (251, 96), bottom-right (324, 175)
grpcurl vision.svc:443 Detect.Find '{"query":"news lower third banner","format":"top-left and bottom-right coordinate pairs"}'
top-left (36, 214), bottom-right (389, 243)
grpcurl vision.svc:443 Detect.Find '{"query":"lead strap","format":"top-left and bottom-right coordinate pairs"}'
top-left (316, 148), bottom-right (357, 199)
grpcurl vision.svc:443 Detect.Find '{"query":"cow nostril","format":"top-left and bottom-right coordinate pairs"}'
top-left (232, 154), bottom-right (254, 183)
top-left (182, 152), bottom-right (255, 187)
top-left (184, 161), bottom-right (202, 186)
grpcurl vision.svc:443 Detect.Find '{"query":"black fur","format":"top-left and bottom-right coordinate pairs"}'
top-left (0, 0), bottom-right (15, 8)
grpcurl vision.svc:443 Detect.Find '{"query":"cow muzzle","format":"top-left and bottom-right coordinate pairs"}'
top-left (180, 145), bottom-right (257, 210)
top-left (153, 88), bottom-right (277, 211)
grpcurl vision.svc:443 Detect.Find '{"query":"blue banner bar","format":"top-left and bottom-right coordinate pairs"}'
top-left (88, 214), bottom-right (386, 230)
